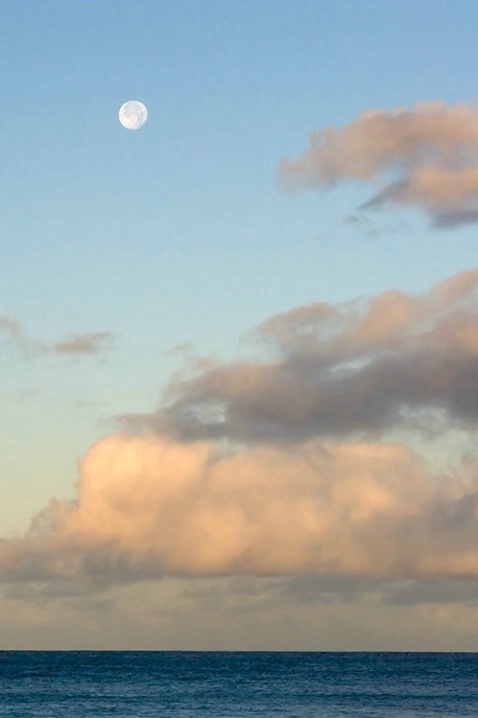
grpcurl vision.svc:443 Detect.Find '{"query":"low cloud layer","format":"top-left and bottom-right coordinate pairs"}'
top-left (2, 268), bottom-right (478, 596)
top-left (2, 433), bottom-right (478, 587)
top-left (280, 102), bottom-right (478, 227)
top-left (0, 317), bottom-right (114, 356)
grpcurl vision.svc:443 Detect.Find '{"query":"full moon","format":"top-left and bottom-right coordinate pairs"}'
top-left (118, 101), bottom-right (148, 130)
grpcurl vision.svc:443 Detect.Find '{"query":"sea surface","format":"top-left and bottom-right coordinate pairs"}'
top-left (1, 651), bottom-right (477, 717)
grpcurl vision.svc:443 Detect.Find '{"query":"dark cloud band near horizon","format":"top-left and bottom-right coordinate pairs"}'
top-left (279, 101), bottom-right (478, 227)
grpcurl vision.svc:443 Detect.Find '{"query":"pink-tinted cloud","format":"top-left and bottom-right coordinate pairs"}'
top-left (279, 102), bottom-right (478, 226)
top-left (1, 433), bottom-right (478, 588)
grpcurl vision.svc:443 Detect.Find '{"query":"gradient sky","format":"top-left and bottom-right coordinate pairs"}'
top-left (2, 0), bottom-right (478, 650)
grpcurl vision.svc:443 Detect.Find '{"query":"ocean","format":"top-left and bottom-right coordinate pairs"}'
top-left (0, 651), bottom-right (477, 717)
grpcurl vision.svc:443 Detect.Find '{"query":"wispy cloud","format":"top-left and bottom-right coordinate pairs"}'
top-left (280, 102), bottom-right (478, 227)
top-left (0, 317), bottom-right (114, 357)
top-left (0, 315), bottom-right (39, 356)
top-left (53, 332), bottom-right (114, 355)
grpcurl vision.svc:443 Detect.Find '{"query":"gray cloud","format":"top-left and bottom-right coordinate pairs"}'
top-left (0, 317), bottom-right (114, 357)
top-left (126, 267), bottom-right (478, 443)
top-left (279, 102), bottom-right (478, 227)
top-left (384, 579), bottom-right (478, 606)
top-left (53, 332), bottom-right (114, 355)
top-left (433, 209), bottom-right (478, 229)
top-left (0, 315), bottom-right (40, 356)
top-left (279, 575), bottom-right (478, 606)
top-left (2, 580), bottom-right (111, 602)
top-left (0, 316), bottom-right (21, 335)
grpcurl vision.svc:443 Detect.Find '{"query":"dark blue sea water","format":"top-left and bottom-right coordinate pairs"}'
top-left (0, 651), bottom-right (477, 717)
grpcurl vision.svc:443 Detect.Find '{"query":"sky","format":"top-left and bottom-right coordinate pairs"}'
top-left (1, 0), bottom-right (478, 650)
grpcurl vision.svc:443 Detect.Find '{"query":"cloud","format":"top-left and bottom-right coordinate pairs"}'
top-left (2, 580), bottom-right (111, 602)
top-left (0, 316), bottom-right (22, 336)
top-left (53, 332), bottom-right (114, 355)
top-left (0, 315), bottom-right (40, 356)
top-left (126, 266), bottom-right (478, 443)
top-left (2, 432), bottom-right (478, 589)
top-left (3, 267), bottom-right (478, 595)
top-left (0, 317), bottom-right (114, 357)
top-left (279, 102), bottom-right (478, 226)
top-left (278, 575), bottom-right (478, 606)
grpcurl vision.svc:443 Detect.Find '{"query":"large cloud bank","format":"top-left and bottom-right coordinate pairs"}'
top-left (280, 102), bottom-right (478, 227)
top-left (1, 434), bottom-right (478, 586)
top-left (2, 268), bottom-right (478, 591)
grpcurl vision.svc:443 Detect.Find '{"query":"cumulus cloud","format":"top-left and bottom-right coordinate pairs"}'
top-left (128, 266), bottom-right (478, 442)
top-left (0, 317), bottom-right (114, 357)
top-left (279, 102), bottom-right (478, 226)
top-left (2, 267), bottom-right (478, 596)
top-left (2, 433), bottom-right (478, 590)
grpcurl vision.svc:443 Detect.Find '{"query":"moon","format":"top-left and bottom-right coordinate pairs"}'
top-left (119, 101), bottom-right (148, 130)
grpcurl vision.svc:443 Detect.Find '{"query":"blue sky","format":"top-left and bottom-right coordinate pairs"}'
top-left (2, 0), bottom-right (478, 649)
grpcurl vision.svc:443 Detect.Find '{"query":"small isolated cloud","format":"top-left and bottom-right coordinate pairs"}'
top-left (2, 268), bottom-right (478, 595)
top-left (160, 342), bottom-right (194, 357)
top-left (0, 315), bottom-right (40, 356)
top-left (0, 316), bottom-right (21, 336)
top-left (53, 332), bottom-right (114, 355)
top-left (279, 102), bottom-right (478, 227)
top-left (0, 318), bottom-right (114, 357)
